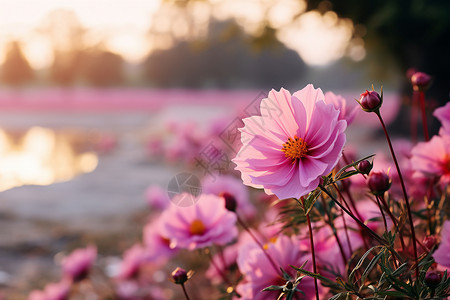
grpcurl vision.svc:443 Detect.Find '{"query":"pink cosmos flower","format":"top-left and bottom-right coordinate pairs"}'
top-left (201, 174), bottom-right (255, 219)
top-left (410, 134), bottom-right (450, 186)
top-left (434, 102), bottom-right (450, 135)
top-left (143, 216), bottom-right (178, 262)
top-left (433, 221), bottom-right (450, 267)
top-left (233, 85), bottom-right (347, 199)
top-left (236, 235), bottom-right (318, 299)
top-left (117, 244), bottom-right (149, 280)
top-left (28, 280), bottom-right (71, 300)
top-left (160, 193), bottom-right (238, 250)
top-left (61, 245), bottom-right (97, 282)
top-left (324, 91), bottom-right (359, 125)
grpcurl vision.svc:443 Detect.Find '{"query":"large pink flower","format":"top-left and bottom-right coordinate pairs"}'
top-left (233, 85), bottom-right (347, 199)
top-left (160, 193), bottom-right (238, 250)
top-left (410, 134), bottom-right (450, 186)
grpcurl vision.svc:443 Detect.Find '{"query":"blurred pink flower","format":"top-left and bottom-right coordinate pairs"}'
top-left (201, 174), bottom-right (255, 219)
top-left (300, 219), bottom-right (363, 277)
top-left (28, 280), bottom-right (71, 300)
top-left (160, 193), bottom-right (238, 250)
top-left (143, 217), bottom-right (178, 262)
top-left (410, 134), bottom-right (450, 186)
top-left (236, 235), bottom-right (318, 299)
top-left (324, 91), bottom-right (359, 125)
top-left (433, 221), bottom-right (450, 267)
top-left (144, 185), bottom-right (170, 210)
top-left (233, 85), bottom-right (346, 199)
top-left (117, 244), bottom-right (149, 280)
top-left (61, 245), bottom-right (97, 282)
top-left (205, 244), bottom-right (239, 284)
top-left (434, 102), bottom-right (450, 135)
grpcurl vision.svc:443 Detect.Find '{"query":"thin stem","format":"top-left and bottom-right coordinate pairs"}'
top-left (236, 214), bottom-right (280, 275)
top-left (305, 209), bottom-right (320, 300)
top-left (376, 111), bottom-right (419, 278)
top-left (319, 185), bottom-right (387, 245)
top-left (418, 90), bottom-right (430, 141)
top-left (320, 197), bottom-right (348, 266)
top-left (206, 249), bottom-right (233, 288)
top-left (375, 195), bottom-right (388, 232)
top-left (377, 195), bottom-right (407, 253)
top-left (181, 283), bottom-right (191, 300)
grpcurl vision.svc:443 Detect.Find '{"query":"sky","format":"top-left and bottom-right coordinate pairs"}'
top-left (0, 0), bottom-right (362, 69)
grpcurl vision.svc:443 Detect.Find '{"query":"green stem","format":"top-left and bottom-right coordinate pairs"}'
top-left (319, 185), bottom-right (387, 245)
top-left (375, 111), bottom-right (419, 278)
top-left (304, 204), bottom-right (320, 300)
top-left (181, 283), bottom-right (191, 300)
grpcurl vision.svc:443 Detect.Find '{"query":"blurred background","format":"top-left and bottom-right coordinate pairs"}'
top-left (0, 0), bottom-right (449, 297)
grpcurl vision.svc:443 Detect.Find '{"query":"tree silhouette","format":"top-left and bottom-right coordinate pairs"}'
top-left (143, 19), bottom-right (307, 88)
top-left (0, 40), bottom-right (34, 86)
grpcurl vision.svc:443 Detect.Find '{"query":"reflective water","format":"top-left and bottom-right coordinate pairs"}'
top-left (0, 127), bottom-right (98, 191)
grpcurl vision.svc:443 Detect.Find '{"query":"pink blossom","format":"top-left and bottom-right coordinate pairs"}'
top-left (117, 244), bottom-right (149, 280)
top-left (205, 244), bottom-right (238, 283)
top-left (233, 85), bottom-right (346, 199)
top-left (236, 235), bottom-right (317, 299)
top-left (61, 245), bottom-right (97, 282)
top-left (324, 91), bottom-right (359, 125)
top-left (144, 185), bottom-right (170, 210)
top-left (201, 174), bottom-right (255, 218)
top-left (143, 217), bottom-right (178, 262)
top-left (160, 193), bottom-right (238, 250)
top-left (410, 134), bottom-right (450, 186)
top-left (434, 102), bottom-right (450, 136)
top-left (28, 280), bottom-right (71, 300)
top-left (300, 218), bottom-right (363, 278)
top-left (433, 221), bottom-right (450, 267)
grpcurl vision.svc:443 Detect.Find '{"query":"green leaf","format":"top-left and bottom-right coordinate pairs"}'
top-left (301, 188), bottom-right (321, 216)
top-left (348, 245), bottom-right (383, 284)
top-left (262, 285), bottom-right (284, 291)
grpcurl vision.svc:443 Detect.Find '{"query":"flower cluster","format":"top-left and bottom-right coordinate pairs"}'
top-left (28, 79), bottom-right (450, 299)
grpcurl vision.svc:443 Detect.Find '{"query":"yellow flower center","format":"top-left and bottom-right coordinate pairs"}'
top-left (189, 219), bottom-right (206, 235)
top-left (281, 136), bottom-right (308, 163)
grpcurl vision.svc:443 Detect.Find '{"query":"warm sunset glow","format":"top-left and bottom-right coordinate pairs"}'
top-left (0, 127), bottom-right (98, 191)
top-left (0, 0), bottom-right (358, 68)
top-left (277, 11), bottom-right (356, 66)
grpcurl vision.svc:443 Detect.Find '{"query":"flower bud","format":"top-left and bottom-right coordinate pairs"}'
top-left (425, 271), bottom-right (442, 288)
top-left (171, 267), bottom-right (188, 284)
top-left (411, 72), bottom-right (432, 91)
top-left (359, 90), bottom-right (382, 112)
top-left (221, 192), bottom-right (237, 212)
top-left (423, 235), bottom-right (437, 250)
top-left (367, 171), bottom-right (391, 196)
top-left (357, 160), bottom-right (372, 175)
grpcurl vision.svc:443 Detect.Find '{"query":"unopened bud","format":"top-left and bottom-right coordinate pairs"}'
top-left (367, 171), bottom-right (391, 196)
top-left (423, 236), bottom-right (437, 250)
top-left (171, 267), bottom-right (188, 284)
top-left (411, 72), bottom-right (432, 91)
top-left (221, 192), bottom-right (238, 212)
top-left (425, 271), bottom-right (442, 288)
top-left (359, 90), bottom-right (382, 112)
top-left (357, 160), bottom-right (372, 175)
